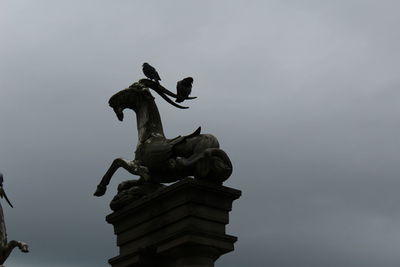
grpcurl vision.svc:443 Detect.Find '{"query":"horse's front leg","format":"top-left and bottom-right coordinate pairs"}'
top-left (94, 158), bottom-right (149, 196)
top-left (0, 240), bottom-right (28, 264)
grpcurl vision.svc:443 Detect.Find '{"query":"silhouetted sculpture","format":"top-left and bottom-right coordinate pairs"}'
top-left (176, 77), bottom-right (193, 103)
top-left (0, 173), bottom-right (28, 265)
top-left (95, 66), bottom-right (241, 267)
top-left (94, 68), bottom-right (233, 210)
top-left (142, 63), bottom-right (161, 84)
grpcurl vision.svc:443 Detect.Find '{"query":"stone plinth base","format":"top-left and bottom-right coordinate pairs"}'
top-left (106, 178), bottom-right (241, 267)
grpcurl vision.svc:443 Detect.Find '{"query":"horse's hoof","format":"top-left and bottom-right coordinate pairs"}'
top-left (94, 185), bottom-right (106, 197)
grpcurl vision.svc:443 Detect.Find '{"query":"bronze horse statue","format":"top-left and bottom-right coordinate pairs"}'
top-left (94, 79), bottom-right (232, 207)
top-left (0, 173), bottom-right (28, 265)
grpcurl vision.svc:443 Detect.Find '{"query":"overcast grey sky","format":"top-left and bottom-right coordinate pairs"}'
top-left (1, 0), bottom-right (400, 266)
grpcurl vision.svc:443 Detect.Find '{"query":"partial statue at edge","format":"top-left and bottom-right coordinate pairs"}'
top-left (0, 173), bottom-right (28, 266)
top-left (94, 63), bottom-right (233, 210)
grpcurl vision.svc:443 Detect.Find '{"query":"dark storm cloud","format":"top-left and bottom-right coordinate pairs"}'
top-left (1, 0), bottom-right (400, 266)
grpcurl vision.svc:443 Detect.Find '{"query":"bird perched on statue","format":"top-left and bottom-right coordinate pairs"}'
top-left (175, 77), bottom-right (194, 103)
top-left (142, 63), bottom-right (161, 84)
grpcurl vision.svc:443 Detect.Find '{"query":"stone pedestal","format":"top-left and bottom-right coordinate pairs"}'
top-left (106, 178), bottom-right (241, 267)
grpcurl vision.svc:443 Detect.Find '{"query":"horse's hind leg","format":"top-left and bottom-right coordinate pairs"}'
top-left (94, 158), bottom-right (149, 196)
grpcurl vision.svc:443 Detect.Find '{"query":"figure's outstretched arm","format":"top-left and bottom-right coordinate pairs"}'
top-left (0, 240), bottom-right (28, 264)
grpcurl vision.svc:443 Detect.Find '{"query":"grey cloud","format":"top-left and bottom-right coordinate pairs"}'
top-left (1, 0), bottom-right (400, 266)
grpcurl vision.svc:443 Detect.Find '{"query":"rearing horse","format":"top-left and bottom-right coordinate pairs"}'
top-left (94, 80), bottom-right (232, 198)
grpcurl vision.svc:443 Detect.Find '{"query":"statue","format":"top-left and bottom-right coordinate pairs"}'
top-left (0, 173), bottom-right (28, 265)
top-left (94, 66), bottom-right (233, 210)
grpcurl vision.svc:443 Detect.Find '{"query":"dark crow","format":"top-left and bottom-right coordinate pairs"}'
top-left (176, 77), bottom-right (193, 103)
top-left (142, 63), bottom-right (161, 84)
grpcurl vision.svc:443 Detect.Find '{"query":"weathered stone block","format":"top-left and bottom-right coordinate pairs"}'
top-left (106, 178), bottom-right (241, 267)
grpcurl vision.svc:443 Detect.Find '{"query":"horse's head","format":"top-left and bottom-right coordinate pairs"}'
top-left (108, 82), bottom-right (152, 121)
top-left (109, 81), bottom-right (189, 121)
